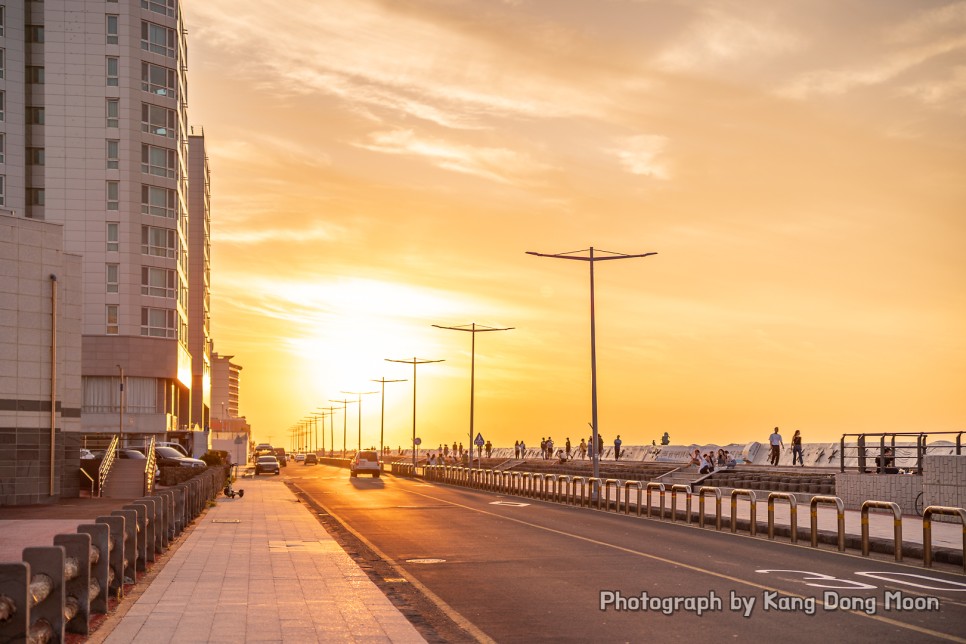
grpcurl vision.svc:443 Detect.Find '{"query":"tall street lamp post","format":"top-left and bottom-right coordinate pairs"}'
top-left (318, 407), bottom-right (339, 456)
top-left (372, 377), bottom-right (407, 458)
top-left (526, 246), bottom-right (656, 494)
top-left (432, 323), bottom-right (512, 476)
top-left (386, 357), bottom-right (444, 467)
top-left (342, 390), bottom-right (377, 452)
top-left (329, 398), bottom-right (356, 456)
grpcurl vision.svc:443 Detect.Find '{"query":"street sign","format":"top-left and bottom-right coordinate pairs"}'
top-left (414, 437), bottom-right (422, 445)
top-left (474, 433), bottom-right (484, 447)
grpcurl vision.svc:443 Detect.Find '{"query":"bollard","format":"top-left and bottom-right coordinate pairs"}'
top-left (54, 533), bottom-right (92, 635)
top-left (670, 484), bottom-right (692, 524)
top-left (0, 562), bottom-right (29, 643)
top-left (603, 479), bottom-right (620, 512)
top-left (922, 506), bottom-right (966, 573)
top-left (172, 485), bottom-right (187, 535)
top-left (767, 493), bottom-right (799, 543)
top-left (95, 515), bottom-right (126, 597)
top-left (645, 482), bottom-right (666, 519)
top-left (138, 496), bottom-right (163, 556)
top-left (543, 474), bottom-right (557, 501)
top-left (623, 481), bottom-right (644, 516)
top-left (587, 478), bottom-right (601, 509)
top-left (698, 487), bottom-right (722, 530)
top-left (860, 500), bottom-right (902, 561)
top-left (809, 495), bottom-right (846, 552)
top-left (572, 477), bottom-right (586, 507)
top-left (122, 504), bottom-right (148, 571)
top-left (22, 546), bottom-right (66, 644)
top-left (111, 509), bottom-right (138, 583)
top-left (557, 475), bottom-right (572, 505)
top-left (77, 523), bottom-right (110, 614)
top-left (730, 489), bottom-right (758, 536)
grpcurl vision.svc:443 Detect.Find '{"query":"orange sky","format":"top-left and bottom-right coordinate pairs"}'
top-left (182, 0), bottom-right (965, 450)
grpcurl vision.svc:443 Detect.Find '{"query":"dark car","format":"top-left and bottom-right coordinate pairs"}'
top-left (304, 453), bottom-right (318, 465)
top-left (255, 455), bottom-right (281, 475)
top-left (155, 445), bottom-right (206, 469)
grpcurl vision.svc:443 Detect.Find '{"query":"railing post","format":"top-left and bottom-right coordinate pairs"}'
top-left (698, 486), bottom-right (722, 530)
top-left (624, 481), bottom-right (644, 516)
top-left (809, 495), bottom-right (846, 551)
top-left (766, 493), bottom-right (798, 543)
top-left (860, 500), bottom-right (902, 562)
top-left (922, 506), bottom-right (966, 573)
top-left (646, 482), bottom-right (666, 519)
top-left (730, 489), bottom-right (757, 536)
top-left (670, 484), bottom-right (692, 523)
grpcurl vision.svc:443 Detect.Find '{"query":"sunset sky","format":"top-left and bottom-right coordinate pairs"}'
top-left (182, 0), bottom-right (965, 450)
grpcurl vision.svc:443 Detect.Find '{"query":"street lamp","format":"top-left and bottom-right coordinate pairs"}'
top-left (116, 364), bottom-right (124, 445)
top-left (318, 406), bottom-right (339, 456)
top-left (371, 377), bottom-right (406, 458)
top-left (385, 357), bottom-right (444, 466)
top-left (342, 390), bottom-right (377, 452)
top-left (433, 323), bottom-right (512, 474)
top-left (526, 246), bottom-right (656, 491)
top-left (329, 398), bottom-right (356, 456)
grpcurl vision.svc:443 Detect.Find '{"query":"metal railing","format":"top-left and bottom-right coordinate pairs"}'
top-left (767, 493), bottom-right (798, 543)
top-left (144, 436), bottom-right (157, 495)
top-left (670, 484), bottom-right (692, 524)
top-left (860, 500), bottom-right (902, 561)
top-left (97, 435), bottom-right (119, 497)
top-left (810, 495), bottom-right (845, 551)
top-left (839, 431), bottom-right (963, 474)
top-left (730, 489), bottom-right (757, 536)
top-left (698, 486), bottom-right (722, 530)
top-left (922, 506), bottom-right (966, 573)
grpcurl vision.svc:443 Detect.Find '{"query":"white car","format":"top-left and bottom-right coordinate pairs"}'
top-left (293, 453), bottom-right (306, 463)
top-left (350, 450), bottom-right (381, 478)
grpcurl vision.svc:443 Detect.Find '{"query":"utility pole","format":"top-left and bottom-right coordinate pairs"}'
top-left (116, 365), bottom-right (124, 446)
top-left (318, 406), bottom-right (339, 456)
top-left (329, 398), bottom-right (355, 456)
top-left (342, 390), bottom-right (378, 452)
top-left (433, 323), bottom-right (512, 476)
top-left (372, 377), bottom-right (407, 458)
top-left (385, 357), bottom-right (444, 467)
top-left (526, 246), bottom-right (656, 494)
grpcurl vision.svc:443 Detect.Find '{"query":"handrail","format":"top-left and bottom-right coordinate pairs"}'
top-left (860, 500), bottom-right (902, 562)
top-left (730, 489), bottom-right (757, 536)
top-left (809, 495), bottom-right (845, 551)
top-left (767, 492), bottom-right (798, 543)
top-left (144, 436), bottom-right (157, 495)
top-left (838, 431), bottom-right (963, 474)
top-left (97, 436), bottom-right (119, 498)
top-left (80, 468), bottom-right (95, 497)
top-left (697, 486), bottom-right (722, 530)
top-left (922, 506), bottom-right (966, 573)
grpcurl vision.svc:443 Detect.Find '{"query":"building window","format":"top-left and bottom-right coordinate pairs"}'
top-left (0, 176), bottom-right (4, 206)
top-left (107, 264), bottom-right (119, 293)
top-left (0, 134), bottom-right (4, 164)
top-left (141, 185), bottom-right (176, 218)
top-left (26, 25), bottom-right (44, 43)
top-left (141, 103), bottom-right (176, 138)
top-left (0, 49), bottom-right (5, 79)
top-left (107, 181), bottom-right (120, 210)
top-left (26, 148), bottom-right (45, 166)
top-left (106, 305), bottom-right (119, 335)
top-left (141, 307), bottom-right (176, 338)
top-left (141, 225), bottom-right (177, 258)
top-left (141, 266), bottom-right (176, 298)
top-left (107, 140), bottom-right (120, 169)
top-left (141, 62), bottom-right (176, 98)
top-left (141, 0), bottom-right (176, 18)
top-left (0, 8), bottom-right (4, 37)
top-left (27, 188), bottom-right (45, 206)
top-left (141, 144), bottom-right (176, 178)
top-left (0, 92), bottom-right (4, 121)
top-left (106, 99), bottom-right (119, 128)
top-left (106, 15), bottom-right (119, 44)
top-left (27, 106), bottom-right (44, 125)
top-left (141, 20), bottom-right (176, 57)
top-left (107, 57), bottom-right (120, 86)
top-left (107, 222), bottom-right (119, 252)
top-left (26, 66), bottom-right (44, 84)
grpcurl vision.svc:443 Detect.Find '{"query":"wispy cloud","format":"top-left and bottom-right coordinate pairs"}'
top-left (607, 134), bottom-right (671, 180)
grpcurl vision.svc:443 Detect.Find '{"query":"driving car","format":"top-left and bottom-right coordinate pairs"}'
top-left (154, 445), bottom-right (207, 469)
top-left (293, 453), bottom-right (306, 463)
top-left (303, 453), bottom-right (318, 465)
top-left (349, 450), bottom-right (380, 478)
top-left (255, 455), bottom-right (281, 475)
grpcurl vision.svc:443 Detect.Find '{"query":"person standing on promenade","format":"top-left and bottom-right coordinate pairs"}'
top-left (579, 438), bottom-right (587, 459)
top-left (769, 427), bottom-right (784, 466)
top-left (566, 437), bottom-right (572, 459)
top-left (485, 440), bottom-right (492, 458)
top-left (514, 441), bottom-right (520, 458)
top-left (597, 433), bottom-right (604, 457)
top-left (791, 430), bottom-right (803, 466)
top-left (614, 435), bottom-right (622, 460)
top-left (520, 439), bottom-right (526, 459)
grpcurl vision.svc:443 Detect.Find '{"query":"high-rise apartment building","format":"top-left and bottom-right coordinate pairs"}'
top-left (1, 0), bottom-right (208, 436)
top-left (187, 128), bottom-right (211, 429)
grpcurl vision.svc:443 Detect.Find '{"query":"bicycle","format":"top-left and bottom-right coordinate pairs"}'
top-left (914, 491), bottom-right (923, 516)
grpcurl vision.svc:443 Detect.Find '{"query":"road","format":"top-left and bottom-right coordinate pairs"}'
top-left (281, 464), bottom-right (966, 643)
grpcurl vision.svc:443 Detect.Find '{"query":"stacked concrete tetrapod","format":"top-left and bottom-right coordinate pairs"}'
top-left (0, 467), bottom-right (224, 642)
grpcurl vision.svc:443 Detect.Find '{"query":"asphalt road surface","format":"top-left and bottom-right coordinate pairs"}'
top-left (282, 464), bottom-right (966, 643)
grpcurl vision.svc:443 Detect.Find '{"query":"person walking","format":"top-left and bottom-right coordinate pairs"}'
top-left (519, 439), bottom-right (526, 459)
top-left (768, 427), bottom-right (784, 466)
top-left (485, 440), bottom-right (492, 458)
top-left (791, 430), bottom-right (803, 467)
top-left (597, 433), bottom-right (604, 457)
top-left (565, 437), bottom-right (572, 458)
top-left (579, 438), bottom-right (587, 459)
top-left (614, 435), bottom-right (622, 461)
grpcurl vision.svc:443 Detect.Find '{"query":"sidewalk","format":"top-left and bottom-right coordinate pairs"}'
top-left (88, 478), bottom-right (425, 644)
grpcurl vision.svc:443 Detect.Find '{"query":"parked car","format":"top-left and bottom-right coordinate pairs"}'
top-left (350, 450), bottom-right (380, 478)
top-left (255, 455), bottom-right (281, 475)
top-left (304, 453), bottom-right (318, 465)
top-left (80, 448), bottom-right (96, 460)
top-left (274, 448), bottom-right (288, 467)
top-left (155, 441), bottom-right (189, 457)
top-left (154, 446), bottom-right (206, 469)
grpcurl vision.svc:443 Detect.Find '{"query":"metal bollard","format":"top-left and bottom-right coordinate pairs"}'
top-left (922, 506), bottom-right (966, 573)
top-left (557, 475), bottom-right (572, 504)
top-left (767, 493), bottom-right (798, 543)
top-left (543, 474), bottom-right (557, 501)
top-left (587, 478), bottom-right (601, 509)
top-left (860, 500), bottom-right (902, 561)
top-left (572, 477), bottom-right (586, 507)
top-left (698, 487), bottom-right (722, 530)
top-left (623, 481), bottom-right (644, 516)
top-left (646, 482), bottom-right (666, 519)
top-left (730, 489), bottom-right (758, 536)
top-left (22, 546), bottom-right (66, 644)
top-left (670, 484), bottom-right (692, 523)
top-left (603, 479), bottom-right (620, 512)
top-left (809, 495), bottom-right (845, 551)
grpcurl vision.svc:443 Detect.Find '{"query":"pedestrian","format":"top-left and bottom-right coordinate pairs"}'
top-left (614, 435), bottom-right (622, 461)
top-left (791, 430), bottom-right (803, 467)
top-left (688, 448), bottom-right (701, 466)
top-left (546, 437), bottom-right (554, 459)
top-left (519, 440), bottom-right (526, 459)
top-left (514, 440), bottom-right (520, 459)
top-left (699, 452), bottom-right (714, 475)
top-left (485, 440), bottom-right (492, 458)
top-left (459, 442), bottom-right (464, 457)
top-left (565, 437), bottom-right (572, 458)
top-left (579, 438), bottom-right (587, 459)
top-left (768, 427), bottom-right (783, 466)
top-left (597, 433), bottom-right (604, 456)
top-left (540, 438), bottom-right (547, 459)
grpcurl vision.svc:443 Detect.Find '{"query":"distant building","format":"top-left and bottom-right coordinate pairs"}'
top-left (0, 212), bottom-right (83, 505)
top-left (211, 352), bottom-right (242, 422)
